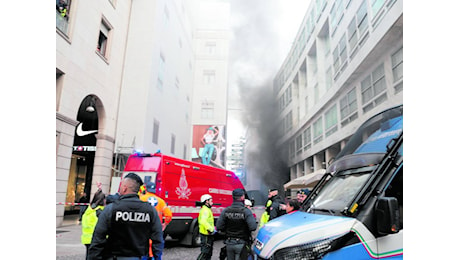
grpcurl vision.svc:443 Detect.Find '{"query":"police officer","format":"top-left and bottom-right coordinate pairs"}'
top-left (88, 173), bottom-right (164, 260)
top-left (216, 188), bottom-right (257, 260)
top-left (267, 188), bottom-right (286, 220)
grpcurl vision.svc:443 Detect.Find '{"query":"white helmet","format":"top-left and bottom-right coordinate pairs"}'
top-left (244, 199), bottom-right (252, 207)
top-left (201, 194), bottom-right (212, 203)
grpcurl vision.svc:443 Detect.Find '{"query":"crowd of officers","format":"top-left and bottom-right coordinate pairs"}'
top-left (196, 187), bottom-right (311, 260)
top-left (79, 172), bottom-right (310, 260)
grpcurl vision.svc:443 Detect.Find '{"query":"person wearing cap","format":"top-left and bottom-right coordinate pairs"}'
top-left (197, 194), bottom-right (216, 260)
top-left (216, 188), bottom-right (257, 260)
top-left (88, 173), bottom-right (164, 260)
top-left (267, 188), bottom-right (286, 221)
top-left (296, 188), bottom-right (310, 204)
top-left (139, 182), bottom-right (172, 259)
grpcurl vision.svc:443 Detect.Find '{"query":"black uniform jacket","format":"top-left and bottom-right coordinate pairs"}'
top-left (88, 193), bottom-right (164, 259)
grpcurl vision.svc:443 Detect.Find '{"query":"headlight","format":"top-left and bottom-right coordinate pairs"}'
top-left (272, 238), bottom-right (332, 260)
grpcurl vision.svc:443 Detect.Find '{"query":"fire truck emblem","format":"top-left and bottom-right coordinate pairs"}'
top-left (175, 169), bottom-right (191, 199)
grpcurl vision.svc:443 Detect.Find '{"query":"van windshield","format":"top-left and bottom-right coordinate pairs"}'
top-left (308, 166), bottom-right (375, 215)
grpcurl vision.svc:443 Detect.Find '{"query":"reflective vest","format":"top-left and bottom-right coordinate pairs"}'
top-left (198, 205), bottom-right (214, 235)
top-left (81, 205), bottom-right (104, 245)
top-left (139, 192), bottom-right (172, 225)
top-left (139, 192), bottom-right (172, 258)
top-left (259, 200), bottom-right (272, 228)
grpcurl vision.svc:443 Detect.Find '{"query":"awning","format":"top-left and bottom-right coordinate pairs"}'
top-left (283, 169), bottom-right (326, 190)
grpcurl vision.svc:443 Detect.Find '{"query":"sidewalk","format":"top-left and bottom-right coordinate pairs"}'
top-left (56, 214), bottom-right (86, 259)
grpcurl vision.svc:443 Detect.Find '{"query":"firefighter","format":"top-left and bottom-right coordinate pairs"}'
top-left (139, 182), bottom-right (173, 231)
top-left (139, 182), bottom-right (172, 260)
top-left (197, 194), bottom-right (216, 260)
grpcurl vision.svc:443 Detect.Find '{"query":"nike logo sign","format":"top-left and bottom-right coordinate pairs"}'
top-left (76, 123), bottom-right (98, 137)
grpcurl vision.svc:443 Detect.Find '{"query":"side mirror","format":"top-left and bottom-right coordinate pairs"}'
top-left (375, 197), bottom-right (400, 235)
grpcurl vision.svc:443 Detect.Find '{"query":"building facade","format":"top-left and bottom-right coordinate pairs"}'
top-left (56, 0), bottom-right (133, 227)
top-left (273, 0), bottom-right (403, 197)
top-left (190, 0), bottom-right (231, 169)
top-left (56, 0), bottom-right (230, 226)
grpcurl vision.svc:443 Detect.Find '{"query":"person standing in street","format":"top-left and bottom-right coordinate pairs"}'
top-left (267, 188), bottom-right (286, 220)
top-left (78, 192), bottom-right (89, 221)
top-left (216, 188), bottom-right (257, 260)
top-left (197, 194), bottom-right (216, 260)
top-left (88, 173), bottom-right (164, 260)
top-left (81, 188), bottom-right (105, 259)
top-left (139, 182), bottom-right (173, 259)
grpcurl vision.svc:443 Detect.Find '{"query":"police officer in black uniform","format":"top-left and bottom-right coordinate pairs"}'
top-left (88, 173), bottom-right (164, 260)
top-left (216, 188), bottom-right (257, 260)
top-left (267, 188), bottom-right (286, 221)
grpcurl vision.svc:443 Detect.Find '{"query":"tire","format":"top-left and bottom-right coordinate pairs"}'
top-left (191, 224), bottom-right (201, 247)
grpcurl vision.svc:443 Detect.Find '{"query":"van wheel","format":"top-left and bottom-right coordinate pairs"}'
top-left (191, 225), bottom-right (201, 247)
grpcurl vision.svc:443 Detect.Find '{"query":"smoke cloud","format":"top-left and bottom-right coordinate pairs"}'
top-left (228, 0), bottom-right (308, 193)
top-left (239, 81), bottom-right (290, 192)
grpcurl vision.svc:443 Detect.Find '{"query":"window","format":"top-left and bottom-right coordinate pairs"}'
top-left (289, 140), bottom-right (295, 158)
top-left (163, 6), bottom-right (170, 26)
top-left (285, 111), bottom-right (293, 132)
top-left (56, 69), bottom-right (64, 111)
top-left (333, 34), bottom-right (348, 76)
top-left (330, 0), bottom-right (345, 34)
top-left (205, 42), bottom-right (216, 54)
top-left (303, 127), bottom-right (312, 151)
top-left (361, 63), bottom-right (388, 113)
top-left (348, 1), bottom-right (369, 58)
top-left (325, 66), bottom-right (333, 90)
top-left (203, 70), bottom-right (216, 85)
top-left (314, 84), bottom-right (319, 104)
top-left (56, 0), bottom-right (72, 35)
top-left (391, 47), bottom-right (403, 93)
top-left (152, 119), bottom-right (159, 144)
top-left (325, 104), bottom-right (338, 137)
top-left (158, 53), bottom-right (166, 90)
top-left (97, 18), bottom-right (112, 58)
top-left (296, 134), bottom-right (303, 155)
top-left (392, 47), bottom-right (403, 82)
top-left (305, 96), bottom-right (309, 116)
top-left (201, 101), bottom-right (214, 119)
top-left (175, 77), bottom-right (180, 89)
top-left (340, 88), bottom-right (358, 126)
top-left (170, 134), bottom-right (176, 154)
top-left (313, 117), bottom-right (323, 144)
top-left (371, 0), bottom-right (385, 17)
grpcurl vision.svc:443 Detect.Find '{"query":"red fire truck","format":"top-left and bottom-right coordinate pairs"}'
top-left (117, 152), bottom-right (245, 246)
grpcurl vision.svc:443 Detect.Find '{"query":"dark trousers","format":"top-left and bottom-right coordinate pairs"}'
top-left (225, 238), bottom-right (245, 260)
top-left (197, 234), bottom-right (214, 260)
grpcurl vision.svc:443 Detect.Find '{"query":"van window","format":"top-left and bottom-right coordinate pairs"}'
top-left (308, 166), bottom-right (375, 214)
top-left (383, 164), bottom-right (403, 228)
top-left (123, 171), bottom-right (158, 192)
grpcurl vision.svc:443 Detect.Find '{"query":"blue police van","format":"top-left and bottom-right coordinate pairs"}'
top-left (253, 105), bottom-right (403, 259)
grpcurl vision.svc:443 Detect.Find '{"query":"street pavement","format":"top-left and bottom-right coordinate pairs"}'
top-left (56, 214), bottom-right (226, 260)
top-left (56, 215), bottom-right (86, 259)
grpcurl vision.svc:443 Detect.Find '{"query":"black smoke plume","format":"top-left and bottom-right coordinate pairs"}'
top-left (239, 80), bottom-right (289, 192)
